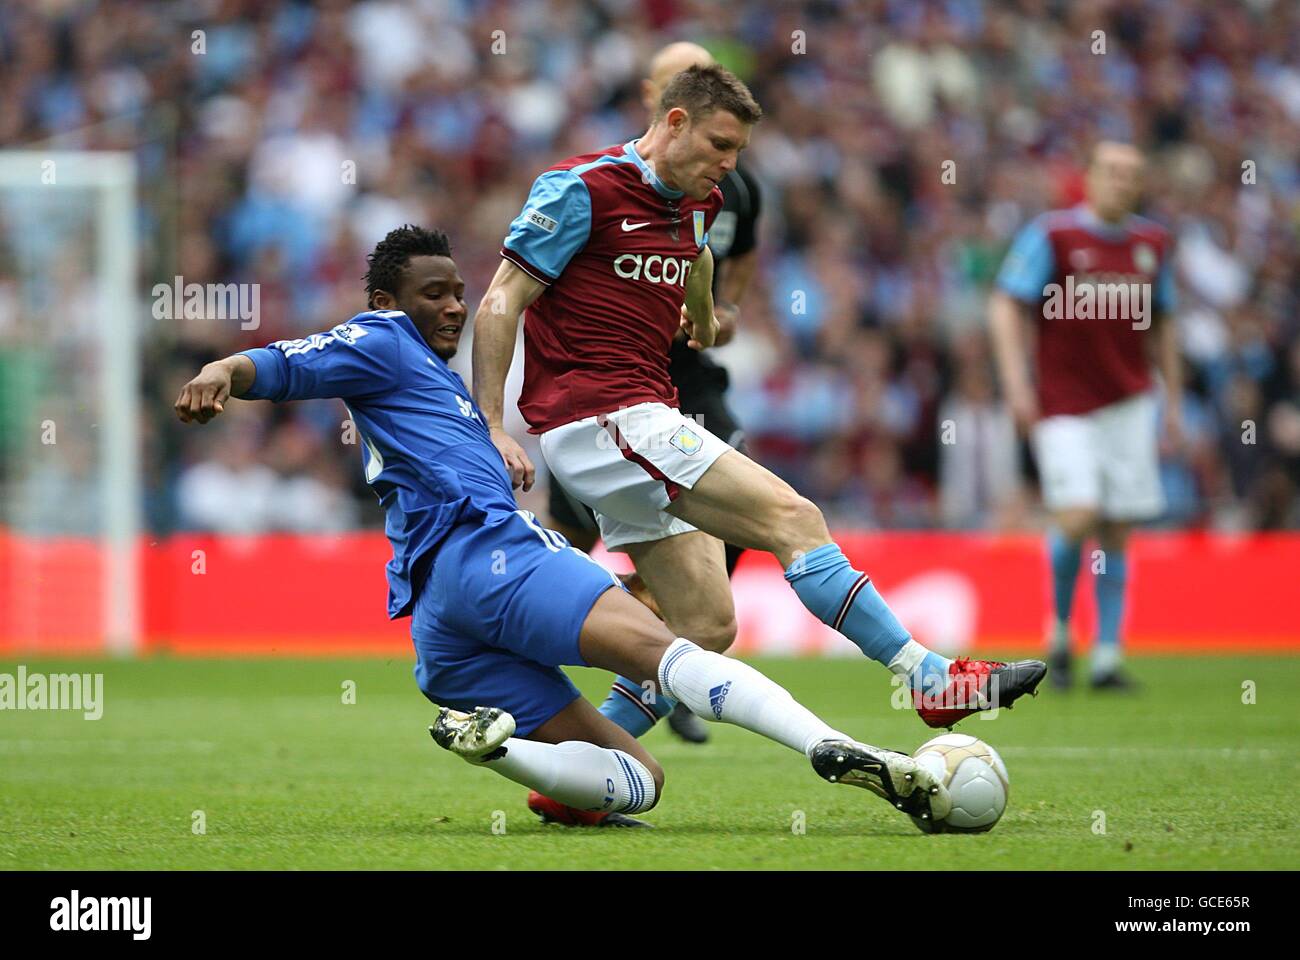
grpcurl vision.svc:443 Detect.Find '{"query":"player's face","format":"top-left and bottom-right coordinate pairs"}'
top-left (667, 109), bottom-right (750, 201)
top-left (396, 255), bottom-right (467, 360)
top-left (1088, 144), bottom-right (1145, 220)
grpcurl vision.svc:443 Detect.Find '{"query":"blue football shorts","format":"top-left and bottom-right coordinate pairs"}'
top-left (411, 508), bottom-right (622, 736)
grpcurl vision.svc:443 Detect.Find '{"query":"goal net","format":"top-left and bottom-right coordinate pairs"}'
top-left (0, 151), bottom-right (140, 655)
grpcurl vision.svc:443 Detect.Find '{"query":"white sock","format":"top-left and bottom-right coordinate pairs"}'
top-left (478, 738), bottom-right (656, 814)
top-left (1092, 644), bottom-right (1121, 676)
top-left (1050, 620), bottom-right (1071, 656)
top-left (657, 638), bottom-right (851, 756)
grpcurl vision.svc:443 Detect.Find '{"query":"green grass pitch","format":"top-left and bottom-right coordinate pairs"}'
top-left (2, 655), bottom-right (1296, 870)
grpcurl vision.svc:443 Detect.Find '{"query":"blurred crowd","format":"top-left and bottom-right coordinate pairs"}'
top-left (1, 0), bottom-right (1297, 535)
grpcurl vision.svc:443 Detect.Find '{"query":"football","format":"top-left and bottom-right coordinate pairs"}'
top-left (911, 734), bottom-right (1009, 834)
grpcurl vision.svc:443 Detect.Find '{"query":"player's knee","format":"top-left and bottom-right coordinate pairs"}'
top-left (689, 614), bottom-right (737, 653)
top-left (1058, 510), bottom-right (1099, 542)
top-left (613, 748), bottom-right (664, 813)
top-left (791, 495), bottom-right (829, 539)
top-left (1096, 523), bottom-right (1129, 552)
top-left (771, 489), bottom-right (829, 553)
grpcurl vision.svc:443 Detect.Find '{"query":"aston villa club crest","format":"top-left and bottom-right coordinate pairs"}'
top-left (669, 425), bottom-right (704, 455)
top-left (693, 209), bottom-right (708, 248)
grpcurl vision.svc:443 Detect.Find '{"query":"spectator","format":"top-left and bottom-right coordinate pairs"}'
top-left (1, 0), bottom-right (1295, 534)
top-left (937, 337), bottom-right (1020, 529)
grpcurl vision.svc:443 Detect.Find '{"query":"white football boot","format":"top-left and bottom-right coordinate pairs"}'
top-left (810, 740), bottom-right (953, 824)
top-left (429, 706), bottom-right (515, 762)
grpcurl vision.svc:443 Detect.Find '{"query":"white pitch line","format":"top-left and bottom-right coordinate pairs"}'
top-left (996, 746), bottom-right (1283, 759)
top-left (0, 739), bottom-right (217, 755)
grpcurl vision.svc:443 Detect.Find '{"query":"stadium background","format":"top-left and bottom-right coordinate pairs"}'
top-left (1, 0), bottom-right (1297, 655)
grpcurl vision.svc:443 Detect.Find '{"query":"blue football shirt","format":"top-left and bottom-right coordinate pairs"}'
top-left (240, 310), bottom-right (517, 618)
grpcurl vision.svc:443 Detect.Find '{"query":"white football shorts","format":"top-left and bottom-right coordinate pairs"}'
top-left (540, 402), bottom-right (731, 550)
top-left (1032, 390), bottom-right (1164, 521)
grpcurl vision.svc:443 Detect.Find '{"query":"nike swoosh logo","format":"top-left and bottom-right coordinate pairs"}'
top-left (621, 219), bottom-right (651, 232)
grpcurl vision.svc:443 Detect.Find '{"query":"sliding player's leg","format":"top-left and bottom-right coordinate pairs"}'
top-left (665, 448), bottom-right (1047, 727)
top-left (580, 587), bottom-right (843, 755)
top-left (418, 509), bottom-right (944, 821)
top-left (417, 629), bottom-right (663, 824)
top-left (415, 511), bottom-right (662, 825)
top-left (577, 587), bottom-right (950, 819)
top-left (429, 695), bottom-right (662, 828)
top-left (507, 698), bottom-right (665, 828)
top-left (421, 655), bottom-right (663, 826)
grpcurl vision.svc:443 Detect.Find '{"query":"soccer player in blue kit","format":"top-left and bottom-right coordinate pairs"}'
top-left (174, 225), bottom-right (953, 828)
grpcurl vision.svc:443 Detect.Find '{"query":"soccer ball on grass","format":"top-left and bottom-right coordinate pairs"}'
top-left (910, 733), bottom-right (1009, 834)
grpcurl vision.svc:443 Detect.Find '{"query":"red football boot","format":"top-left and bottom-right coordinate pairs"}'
top-left (914, 657), bottom-right (1047, 729)
top-left (526, 791), bottom-right (652, 828)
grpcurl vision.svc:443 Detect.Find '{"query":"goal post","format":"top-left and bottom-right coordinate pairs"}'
top-left (0, 151), bottom-right (141, 655)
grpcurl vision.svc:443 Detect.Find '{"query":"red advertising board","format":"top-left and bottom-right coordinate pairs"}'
top-left (1, 529), bottom-right (1296, 655)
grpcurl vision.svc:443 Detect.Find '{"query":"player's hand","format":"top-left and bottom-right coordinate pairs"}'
top-left (490, 425), bottom-right (535, 492)
top-left (713, 302), bottom-right (739, 347)
top-left (1006, 384), bottom-right (1040, 436)
top-left (680, 303), bottom-right (718, 350)
top-left (175, 362), bottom-right (234, 424)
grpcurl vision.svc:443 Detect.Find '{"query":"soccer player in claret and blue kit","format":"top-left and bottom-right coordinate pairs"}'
top-left (991, 141), bottom-right (1181, 691)
top-left (471, 62), bottom-right (1048, 821)
top-left (544, 41), bottom-right (766, 749)
top-left (174, 225), bottom-right (959, 828)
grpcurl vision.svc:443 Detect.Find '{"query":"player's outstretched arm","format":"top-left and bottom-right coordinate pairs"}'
top-left (174, 355), bottom-right (256, 424)
top-left (681, 244), bottom-right (718, 350)
top-left (177, 321), bottom-right (399, 425)
top-left (471, 259), bottom-right (546, 490)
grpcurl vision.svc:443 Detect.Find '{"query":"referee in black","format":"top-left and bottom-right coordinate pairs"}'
top-left (545, 42), bottom-right (763, 744)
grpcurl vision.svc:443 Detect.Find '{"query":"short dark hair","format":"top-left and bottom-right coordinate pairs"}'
top-left (363, 224), bottom-right (452, 304)
top-left (656, 63), bottom-right (762, 126)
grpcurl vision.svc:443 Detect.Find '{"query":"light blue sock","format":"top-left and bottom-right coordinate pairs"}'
top-left (784, 543), bottom-right (950, 693)
top-left (1048, 528), bottom-right (1083, 631)
top-left (598, 676), bottom-right (674, 738)
top-left (1094, 548), bottom-right (1127, 674)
